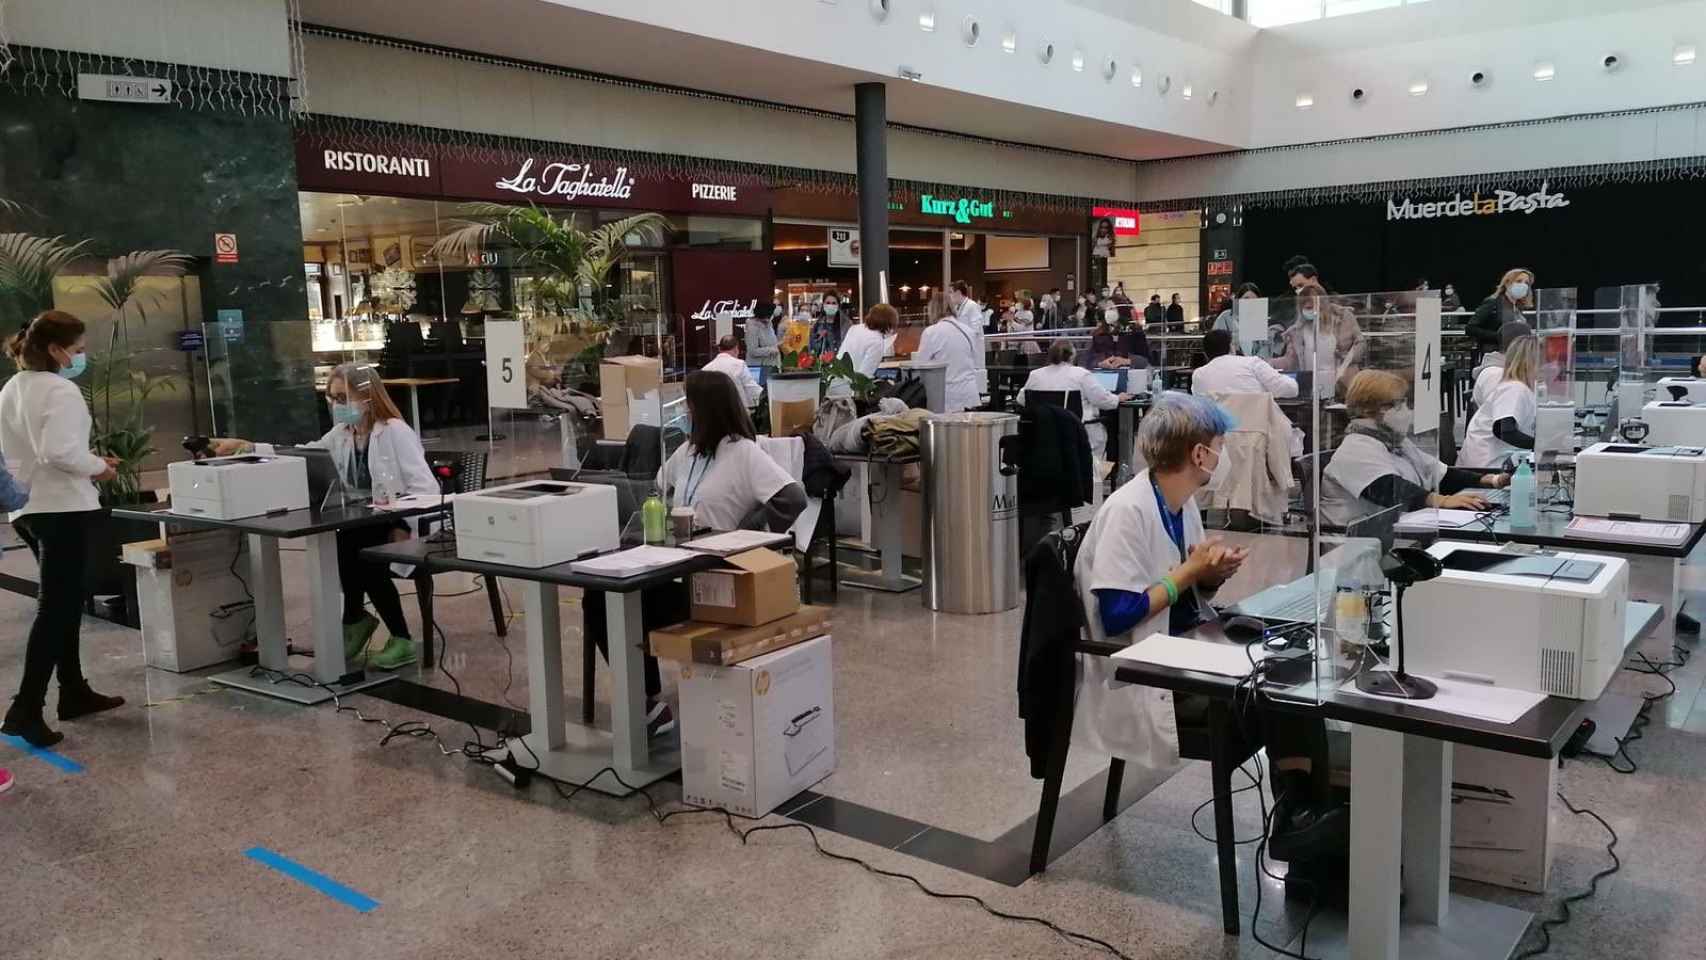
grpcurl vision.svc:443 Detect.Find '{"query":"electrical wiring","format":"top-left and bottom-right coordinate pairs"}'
top-left (1585, 649), bottom-right (1685, 773)
top-left (1510, 793), bottom-right (1620, 959)
top-left (1188, 758), bottom-right (1267, 846)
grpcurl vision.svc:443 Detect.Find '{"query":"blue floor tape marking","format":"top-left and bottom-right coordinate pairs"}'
top-left (244, 847), bottom-right (380, 912)
top-left (0, 734), bottom-right (85, 773)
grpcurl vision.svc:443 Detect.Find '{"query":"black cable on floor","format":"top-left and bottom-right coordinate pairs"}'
top-left (1189, 759), bottom-right (1268, 846)
top-left (1511, 793), bottom-right (1620, 959)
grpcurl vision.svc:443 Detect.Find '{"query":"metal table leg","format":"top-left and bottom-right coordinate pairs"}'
top-left (839, 459), bottom-right (921, 593)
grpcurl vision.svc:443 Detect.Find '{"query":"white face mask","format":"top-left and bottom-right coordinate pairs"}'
top-left (1381, 404), bottom-right (1414, 435)
top-left (1101, 288), bottom-right (1112, 298)
top-left (1198, 443), bottom-right (1231, 492)
top-left (1103, 307), bottom-right (1119, 324)
top-left (1506, 282), bottom-right (1530, 301)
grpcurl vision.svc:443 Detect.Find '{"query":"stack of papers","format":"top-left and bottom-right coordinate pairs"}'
top-left (1113, 634), bottom-right (1271, 678)
top-left (569, 546), bottom-right (697, 578)
top-left (1397, 508), bottom-right (1484, 529)
top-left (681, 530), bottom-right (792, 556)
top-left (1564, 516), bottom-right (1691, 546)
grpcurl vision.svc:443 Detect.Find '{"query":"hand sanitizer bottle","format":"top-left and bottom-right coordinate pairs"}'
top-left (1509, 459), bottom-right (1536, 529)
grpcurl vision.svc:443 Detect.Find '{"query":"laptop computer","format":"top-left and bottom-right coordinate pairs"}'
top-left (275, 446), bottom-right (340, 507)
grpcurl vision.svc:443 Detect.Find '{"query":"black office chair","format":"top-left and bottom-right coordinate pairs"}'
top-left (409, 450), bottom-right (507, 670)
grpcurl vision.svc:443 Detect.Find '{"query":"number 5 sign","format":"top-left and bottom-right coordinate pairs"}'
top-left (1413, 296), bottom-right (1442, 435)
top-left (484, 320), bottom-right (527, 410)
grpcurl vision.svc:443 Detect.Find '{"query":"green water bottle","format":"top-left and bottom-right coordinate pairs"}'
top-left (641, 494), bottom-right (667, 544)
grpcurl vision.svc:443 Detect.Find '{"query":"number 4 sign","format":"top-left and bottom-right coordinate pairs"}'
top-left (484, 320), bottom-right (527, 410)
top-left (1413, 297), bottom-right (1442, 435)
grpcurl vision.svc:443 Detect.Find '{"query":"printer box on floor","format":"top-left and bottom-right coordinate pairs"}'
top-left (680, 634), bottom-right (834, 818)
top-left (123, 529), bottom-right (250, 672)
top-left (650, 606), bottom-right (832, 666)
top-left (689, 548), bottom-right (799, 627)
top-left (1450, 744), bottom-right (1557, 892)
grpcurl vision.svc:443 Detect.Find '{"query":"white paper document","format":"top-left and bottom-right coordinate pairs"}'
top-left (569, 545), bottom-right (697, 578)
top-left (1564, 516), bottom-right (1691, 546)
top-left (1337, 673), bottom-right (1544, 725)
top-left (682, 530), bottom-right (792, 556)
top-left (1113, 634), bottom-right (1270, 679)
top-left (1397, 508), bottom-right (1484, 529)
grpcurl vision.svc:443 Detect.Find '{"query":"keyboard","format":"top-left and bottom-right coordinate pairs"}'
top-left (1481, 488), bottom-right (1510, 509)
top-left (1231, 576), bottom-right (1320, 623)
top-left (1266, 592), bottom-right (1321, 622)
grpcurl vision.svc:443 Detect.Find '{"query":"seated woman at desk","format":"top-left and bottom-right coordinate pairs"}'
top-left (213, 363), bottom-right (437, 669)
top-left (1323, 370), bottom-right (1506, 531)
top-left (1459, 334), bottom-right (1539, 469)
top-left (1021, 339), bottom-right (1126, 459)
top-left (584, 370), bottom-right (807, 737)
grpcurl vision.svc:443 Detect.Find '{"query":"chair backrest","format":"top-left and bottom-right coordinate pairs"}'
top-left (1026, 389), bottom-right (1083, 420)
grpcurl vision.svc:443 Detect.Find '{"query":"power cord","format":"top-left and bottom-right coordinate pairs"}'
top-left (1582, 650), bottom-right (1683, 774)
top-left (1510, 793), bottom-right (1620, 959)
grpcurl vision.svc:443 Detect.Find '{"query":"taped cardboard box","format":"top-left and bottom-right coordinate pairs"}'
top-left (689, 548), bottom-right (799, 627)
top-left (599, 354), bottom-right (662, 407)
top-left (651, 606), bottom-right (832, 666)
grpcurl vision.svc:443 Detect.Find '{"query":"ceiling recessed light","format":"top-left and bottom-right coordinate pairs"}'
top-left (1131, 67), bottom-right (1143, 88)
top-left (917, 9), bottom-right (935, 31)
top-left (961, 16), bottom-right (979, 46)
top-left (1001, 30), bottom-right (1017, 54)
top-left (1675, 44), bottom-right (1697, 65)
top-left (1408, 78), bottom-right (1429, 96)
top-left (1101, 58), bottom-right (1117, 81)
top-left (1532, 61), bottom-right (1556, 82)
top-left (1037, 40), bottom-right (1055, 65)
top-left (1181, 83), bottom-right (1193, 100)
top-left (1208, 90), bottom-right (1219, 106)
top-left (1295, 92), bottom-right (1314, 109)
top-left (1071, 49), bottom-right (1085, 72)
top-left (1158, 75), bottom-right (1172, 95)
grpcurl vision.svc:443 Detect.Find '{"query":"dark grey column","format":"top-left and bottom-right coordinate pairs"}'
top-left (854, 81), bottom-right (890, 306)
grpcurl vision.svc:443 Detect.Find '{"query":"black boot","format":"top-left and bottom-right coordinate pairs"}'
top-left (2, 697), bottom-right (64, 747)
top-left (58, 683), bottom-right (125, 721)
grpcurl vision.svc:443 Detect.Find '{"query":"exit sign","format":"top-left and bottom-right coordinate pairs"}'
top-left (77, 73), bottom-right (173, 104)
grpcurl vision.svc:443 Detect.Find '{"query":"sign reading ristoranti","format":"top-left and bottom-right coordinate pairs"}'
top-left (294, 134), bottom-right (771, 216)
top-left (1386, 181), bottom-right (1570, 222)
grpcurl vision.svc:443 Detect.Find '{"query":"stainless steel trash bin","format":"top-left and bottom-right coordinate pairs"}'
top-left (921, 412), bottom-right (1022, 614)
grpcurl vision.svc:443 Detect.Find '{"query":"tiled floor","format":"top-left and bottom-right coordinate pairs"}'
top-left (2, 524), bottom-right (1706, 959)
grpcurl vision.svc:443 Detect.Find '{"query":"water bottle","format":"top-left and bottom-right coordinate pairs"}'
top-left (641, 494), bottom-right (667, 544)
top-left (1509, 459), bottom-right (1537, 529)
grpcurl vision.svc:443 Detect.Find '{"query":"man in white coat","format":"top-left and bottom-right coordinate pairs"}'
top-left (915, 280), bottom-right (987, 412)
top-left (702, 335), bottom-right (763, 408)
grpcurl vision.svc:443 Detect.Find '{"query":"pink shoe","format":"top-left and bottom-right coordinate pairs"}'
top-left (0, 767), bottom-right (13, 795)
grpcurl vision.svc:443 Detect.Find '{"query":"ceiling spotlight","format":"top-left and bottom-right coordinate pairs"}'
top-left (1181, 83), bottom-right (1193, 100)
top-left (1470, 69), bottom-right (1490, 88)
top-left (917, 9), bottom-right (935, 31)
top-left (961, 16), bottom-right (980, 46)
top-left (1038, 40), bottom-right (1055, 64)
top-left (1001, 30), bottom-right (1017, 54)
top-left (1130, 66), bottom-right (1143, 88)
top-left (1408, 78), bottom-right (1429, 96)
top-left (1675, 44), bottom-right (1697, 66)
top-left (1533, 61), bottom-right (1556, 81)
top-left (1601, 53), bottom-right (1621, 72)
top-left (1071, 49), bottom-right (1085, 72)
top-left (1102, 58), bottom-right (1117, 81)
top-left (1350, 87), bottom-right (1366, 103)
top-left (1295, 92), bottom-right (1315, 109)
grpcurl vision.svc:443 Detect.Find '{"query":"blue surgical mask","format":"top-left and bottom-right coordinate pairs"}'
top-left (823, 303), bottom-right (839, 317)
top-left (58, 351), bottom-right (87, 380)
top-left (330, 401), bottom-right (364, 426)
top-left (1506, 282), bottom-right (1530, 301)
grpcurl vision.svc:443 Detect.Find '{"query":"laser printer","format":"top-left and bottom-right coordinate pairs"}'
top-left (454, 480), bottom-right (619, 568)
top-left (1574, 441), bottom-right (1706, 523)
top-left (1639, 401), bottom-right (1706, 448)
top-left (1656, 376), bottom-right (1706, 404)
top-left (166, 454), bottom-right (309, 520)
top-left (1404, 541), bottom-right (1628, 700)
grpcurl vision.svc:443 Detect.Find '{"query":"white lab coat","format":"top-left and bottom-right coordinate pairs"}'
top-left (916, 299), bottom-right (987, 412)
top-left (1071, 469), bottom-right (1197, 766)
top-left (1460, 379), bottom-right (1537, 468)
top-left (836, 323), bottom-right (895, 377)
top-left (261, 418), bottom-right (438, 502)
top-left (1019, 363), bottom-right (1119, 457)
top-left (1191, 355), bottom-right (1299, 399)
top-left (703, 352), bottom-right (762, 407)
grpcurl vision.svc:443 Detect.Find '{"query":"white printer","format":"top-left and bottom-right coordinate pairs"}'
top-left (166, 454), bottom-right (309, 520)
top-left (1574, 441), bottom-right (1706, 522)
top-left (1639, 401), bottom-right (1706, 447)
top-left (1405, 541), bottom-right (1628, 700)
top-left (454, 480), bottom-right (619, 568)
top-left (1656, 376), bottom-right (1706, 404)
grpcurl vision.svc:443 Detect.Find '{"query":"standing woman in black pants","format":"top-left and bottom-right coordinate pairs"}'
top-left (0, 311), bottom-right (124, 746)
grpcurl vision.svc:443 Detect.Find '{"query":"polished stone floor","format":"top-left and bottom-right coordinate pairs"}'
top-left (2, 526), bottom-right (1705, 959)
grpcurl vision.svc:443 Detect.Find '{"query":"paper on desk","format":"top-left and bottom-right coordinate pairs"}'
top-left (1113, 633), bottom-right (1270, 679)
top-left (372, 494), bottom-right (453, 512)
top-left (569, 545), bottom-right (697, 578)
top-left (681, 530), bottom-right (791, 556)
top-left (1564, 516), bottom-right (1690, 546)
top-left (1397, 508), bottom-right (1483, 529)
top-left (1337, 673), bottom-right (1543, 725)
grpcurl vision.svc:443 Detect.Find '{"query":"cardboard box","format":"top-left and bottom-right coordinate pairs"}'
top-left (124, 529), bottom-right (251, 672)
top-left (651, 606), bottom-right (832, 666)
top-left (773, 398), bottom-right (817, 439)
top-left (599, 354), bottom-right (662, 407)
top-left (1450, 745), bottom-right (1557, 892)
top-left (689, 548), bottom-right (799, 627)
top-left (680, 634), bottom-right (835, 817)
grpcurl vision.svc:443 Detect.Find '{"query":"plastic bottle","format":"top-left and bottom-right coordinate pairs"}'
top-left (641, 494), bottom-right (667, 544)
top-left (1509, 459), bottom-right (1537, 529)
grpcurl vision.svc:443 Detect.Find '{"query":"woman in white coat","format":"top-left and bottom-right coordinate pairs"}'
top-left (216, 363), bottom-right (437, 668)
top-left (914, 280), bottom-right (987, 412)
top-left (1460, 335), bottom-right (1539, 469)
top-left (836, 303), bottom-right (898, 377)
top-left (1020, 339), bottom-right (1124, 458)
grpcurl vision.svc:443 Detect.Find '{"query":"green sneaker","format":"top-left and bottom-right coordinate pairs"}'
top-left (369, 635), bottom-right (417, 671)
top-left (343, 615), bottom-right (380, 662)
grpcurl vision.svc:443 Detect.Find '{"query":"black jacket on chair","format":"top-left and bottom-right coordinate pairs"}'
top-left (1018, 523), bottom-right (1090, 778)
top-left (1019, 401), bottom-right (1093, 514)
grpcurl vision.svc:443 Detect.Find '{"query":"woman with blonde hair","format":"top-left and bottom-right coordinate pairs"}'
top-left (1460, 335), bottom-right (1540, 468)
top-left (1467, 268), bottom-right (1534, 363)
top-left (214, 363), bottom-right (438, 668)
top-left (1323, 369), bottom-right (1508, 531)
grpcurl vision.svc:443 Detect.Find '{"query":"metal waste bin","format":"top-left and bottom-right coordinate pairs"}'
top-left (921, 412), bottom-right (1022, 614)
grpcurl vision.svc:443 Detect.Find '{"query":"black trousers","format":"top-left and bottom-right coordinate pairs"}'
top-left (336, 524), bottom-right (410, 638)
top-left (583, 582), bottom-right (690, 701)
top-left (11, 510), bottom-right (98, 710)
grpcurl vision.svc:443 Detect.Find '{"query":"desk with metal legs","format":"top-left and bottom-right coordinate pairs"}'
top-left (113, 504), bottom-right (443, 705)
top-left (835, 454), bottom-right (922, 593)
top-left (362, 539), bottom-right (722, 796)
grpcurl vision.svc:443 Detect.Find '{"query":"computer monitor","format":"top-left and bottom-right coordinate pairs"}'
top-left (748, 364), bottom-right (767, 387)
top-left (875, 367), bottom-right (901, 382)
top-left (1093, 370), bottom-right (1122, 394)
